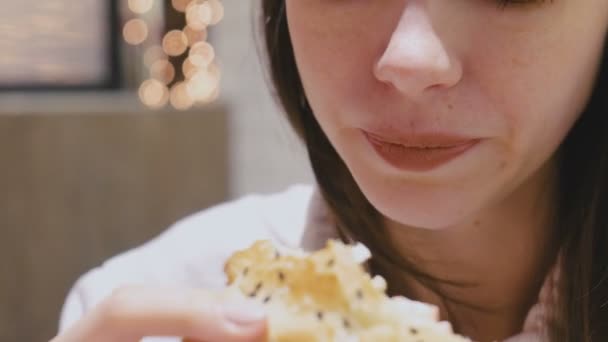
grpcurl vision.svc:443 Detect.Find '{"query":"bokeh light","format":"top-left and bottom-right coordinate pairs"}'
top-left (182, 57), bottom-right (198, 79)
top-left (207, 0), bottom-right (224, 25)
top-left (170, 81), bottom-right (195, 110)
top-left (188, 41), bottom-right (215, 67)
top-left (200, 85), bottom-right (220, 105)
top-left (207, 62), bottom-right (221, 81)
top-left (187, 68), bottom-right (220, 103)
top-left (150, 59), bottom-right (176, 84)
top-left (125, 0), bottom-right (224, 110)
top-left (123, 18), bottom-right (148, 45)
top-left (183, 25), bottom-right (208, 47)
top-left (185, 1), bottom-right (212, 31)
top-left (171, 0), bottom-right (192, 13)
top-left (128, 0), bottom-right (155, 14)
top-left (162, 29), bottom-right (188, 57)
top-left (139, 79), bottom-right (169, 109)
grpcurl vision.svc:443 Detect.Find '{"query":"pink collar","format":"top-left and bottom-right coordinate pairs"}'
top-left (503, 257), bottom-right (560, 342)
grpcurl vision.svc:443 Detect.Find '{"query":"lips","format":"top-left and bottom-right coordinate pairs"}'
top-left (363, 130), bottom-right (479, 172)
top-left (364, 131), bottom-right (474, 148)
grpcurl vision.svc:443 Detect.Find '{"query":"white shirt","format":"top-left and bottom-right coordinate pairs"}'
top-left (58, 184), bottom-right (331, 341)
top-left (57, 184), bottom-right (546, 341)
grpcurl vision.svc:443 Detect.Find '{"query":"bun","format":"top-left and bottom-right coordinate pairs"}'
top-left (214, 239), bottom-right (471, 341)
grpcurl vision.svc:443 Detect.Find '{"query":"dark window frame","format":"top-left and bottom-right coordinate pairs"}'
top-left (0, 0), bottom-right (123, 91)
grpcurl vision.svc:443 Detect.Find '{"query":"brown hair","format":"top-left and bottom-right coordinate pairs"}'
top-left (259, 1), bottom-right (608, 341)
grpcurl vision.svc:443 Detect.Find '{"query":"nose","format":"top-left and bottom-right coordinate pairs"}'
top-left (374, 3), bottom-right (463, 98)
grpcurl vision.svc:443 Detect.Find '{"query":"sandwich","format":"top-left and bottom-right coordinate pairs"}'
top-left (187, 239), bottom-right (471, 341)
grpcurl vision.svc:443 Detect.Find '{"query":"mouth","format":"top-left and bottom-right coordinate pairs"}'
top-left (364, 131), bottom-right (475, 149)
top-left (363, 131), bottom-right (479, 172)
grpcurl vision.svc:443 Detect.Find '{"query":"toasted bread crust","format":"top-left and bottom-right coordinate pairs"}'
top-left (220, 240), bottom-right (471, 342)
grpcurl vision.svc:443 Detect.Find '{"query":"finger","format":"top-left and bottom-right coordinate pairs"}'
top-left (502, 332), bottom-right (544, 342)
top-left (50, 285), bottom-right (267, 342)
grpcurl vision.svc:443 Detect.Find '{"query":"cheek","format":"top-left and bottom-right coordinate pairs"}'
top-left (287, 7), bottom-right (390, 121)
top-left (470, 26), bottom-right (602, 170)
top-left (286, 0), bottom-right (607, 229)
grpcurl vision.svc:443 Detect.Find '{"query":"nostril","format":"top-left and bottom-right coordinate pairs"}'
top-left (373, 51), bottom-right (462, 97)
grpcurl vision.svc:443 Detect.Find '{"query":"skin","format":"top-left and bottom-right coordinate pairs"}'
top-left (49, 285), bottom-right (267, 342)
top-left (286, 0), bottom-right (608, 340)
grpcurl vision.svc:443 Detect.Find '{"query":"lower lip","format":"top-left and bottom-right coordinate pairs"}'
top-left (364, 133), bottom-right (478, 172)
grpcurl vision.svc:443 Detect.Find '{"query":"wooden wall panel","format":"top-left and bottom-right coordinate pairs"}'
top-left (0, 108), bottom-right (228, 342)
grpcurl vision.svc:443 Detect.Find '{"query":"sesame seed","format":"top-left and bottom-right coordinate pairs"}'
top-left (355, 289), bottom-right (363, 299)
top-left (249, 281), bottom-right (263, 297)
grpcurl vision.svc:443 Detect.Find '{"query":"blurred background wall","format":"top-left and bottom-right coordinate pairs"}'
top-left (0, 1), bottom-right (313, 341)
top-left (216, 1), bottom-right (313, 197)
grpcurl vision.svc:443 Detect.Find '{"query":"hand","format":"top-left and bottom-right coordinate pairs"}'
top-left (49, 285), bottom-right (267, 342)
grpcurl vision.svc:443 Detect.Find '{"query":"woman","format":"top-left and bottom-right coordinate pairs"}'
top-left (51, 1), bottom-right (608, 341)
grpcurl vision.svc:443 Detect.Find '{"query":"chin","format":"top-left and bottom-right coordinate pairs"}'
top-left (337, 133), bottom-right (511, 230)
top-left (378, 196), bottom-right (474, 231)
top-left (382, 205), bottom-right (472, 231)
top-left (353, 173), bottom-right (489, 231)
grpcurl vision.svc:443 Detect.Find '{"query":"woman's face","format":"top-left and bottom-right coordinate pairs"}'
top-left (286, 0), bottom-right (608, 229)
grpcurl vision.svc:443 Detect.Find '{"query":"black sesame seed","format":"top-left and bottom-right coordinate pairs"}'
top-left (355, 289), bottom-right (363, 299)
top-left (409, 327), bottom-right (419, 335)
top-left (278, 271), bottom-right (285, 282)
top-left (263, 295), bottom-right (272, 303)
top-left (342, 318), bottom-right (351, 329)
top-left (327, 258), bottom-right (335, 267)
top-left (316, 311), bottom-right (324, 320)
top-left (249, 281), bottom-right (263, 297)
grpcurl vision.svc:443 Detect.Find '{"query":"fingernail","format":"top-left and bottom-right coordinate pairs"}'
top-left (222, 301), bottom-right (266, 325)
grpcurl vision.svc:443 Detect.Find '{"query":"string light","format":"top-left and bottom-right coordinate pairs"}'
top-left (149, 59), bottom-right (176, 84)
top-left (139, 79), bottom-right (170, 109)
top-left (171, 0), bottom-right (192, 13)
top-left (187, 68), bottom-right (219, 102)
top-left (170, 81), bottom-right (195, 110)
top-left (188, 41), bottom-right (214, 67)
top-left (122, 0), bottom-right (224, 110)
top-left (128, 0), bottom-right (154, 14)
top-left (185, 1), bottom-right (213, 31)
top-left (207, 0), bottom-right (224, 25)
top-left (183, 25), bottom-right (208, 47)
top-left (182, 57), bottom-right (198, 79)
top-left (207, 62), bottom-right (221, 81)
top-left (123, 18), bottom-right (148, 46)
top-left (162, 29), bottom-right (188, 57)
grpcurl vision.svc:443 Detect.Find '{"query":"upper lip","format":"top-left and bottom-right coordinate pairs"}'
top-left (363, 130), bottom-right (478, 149)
